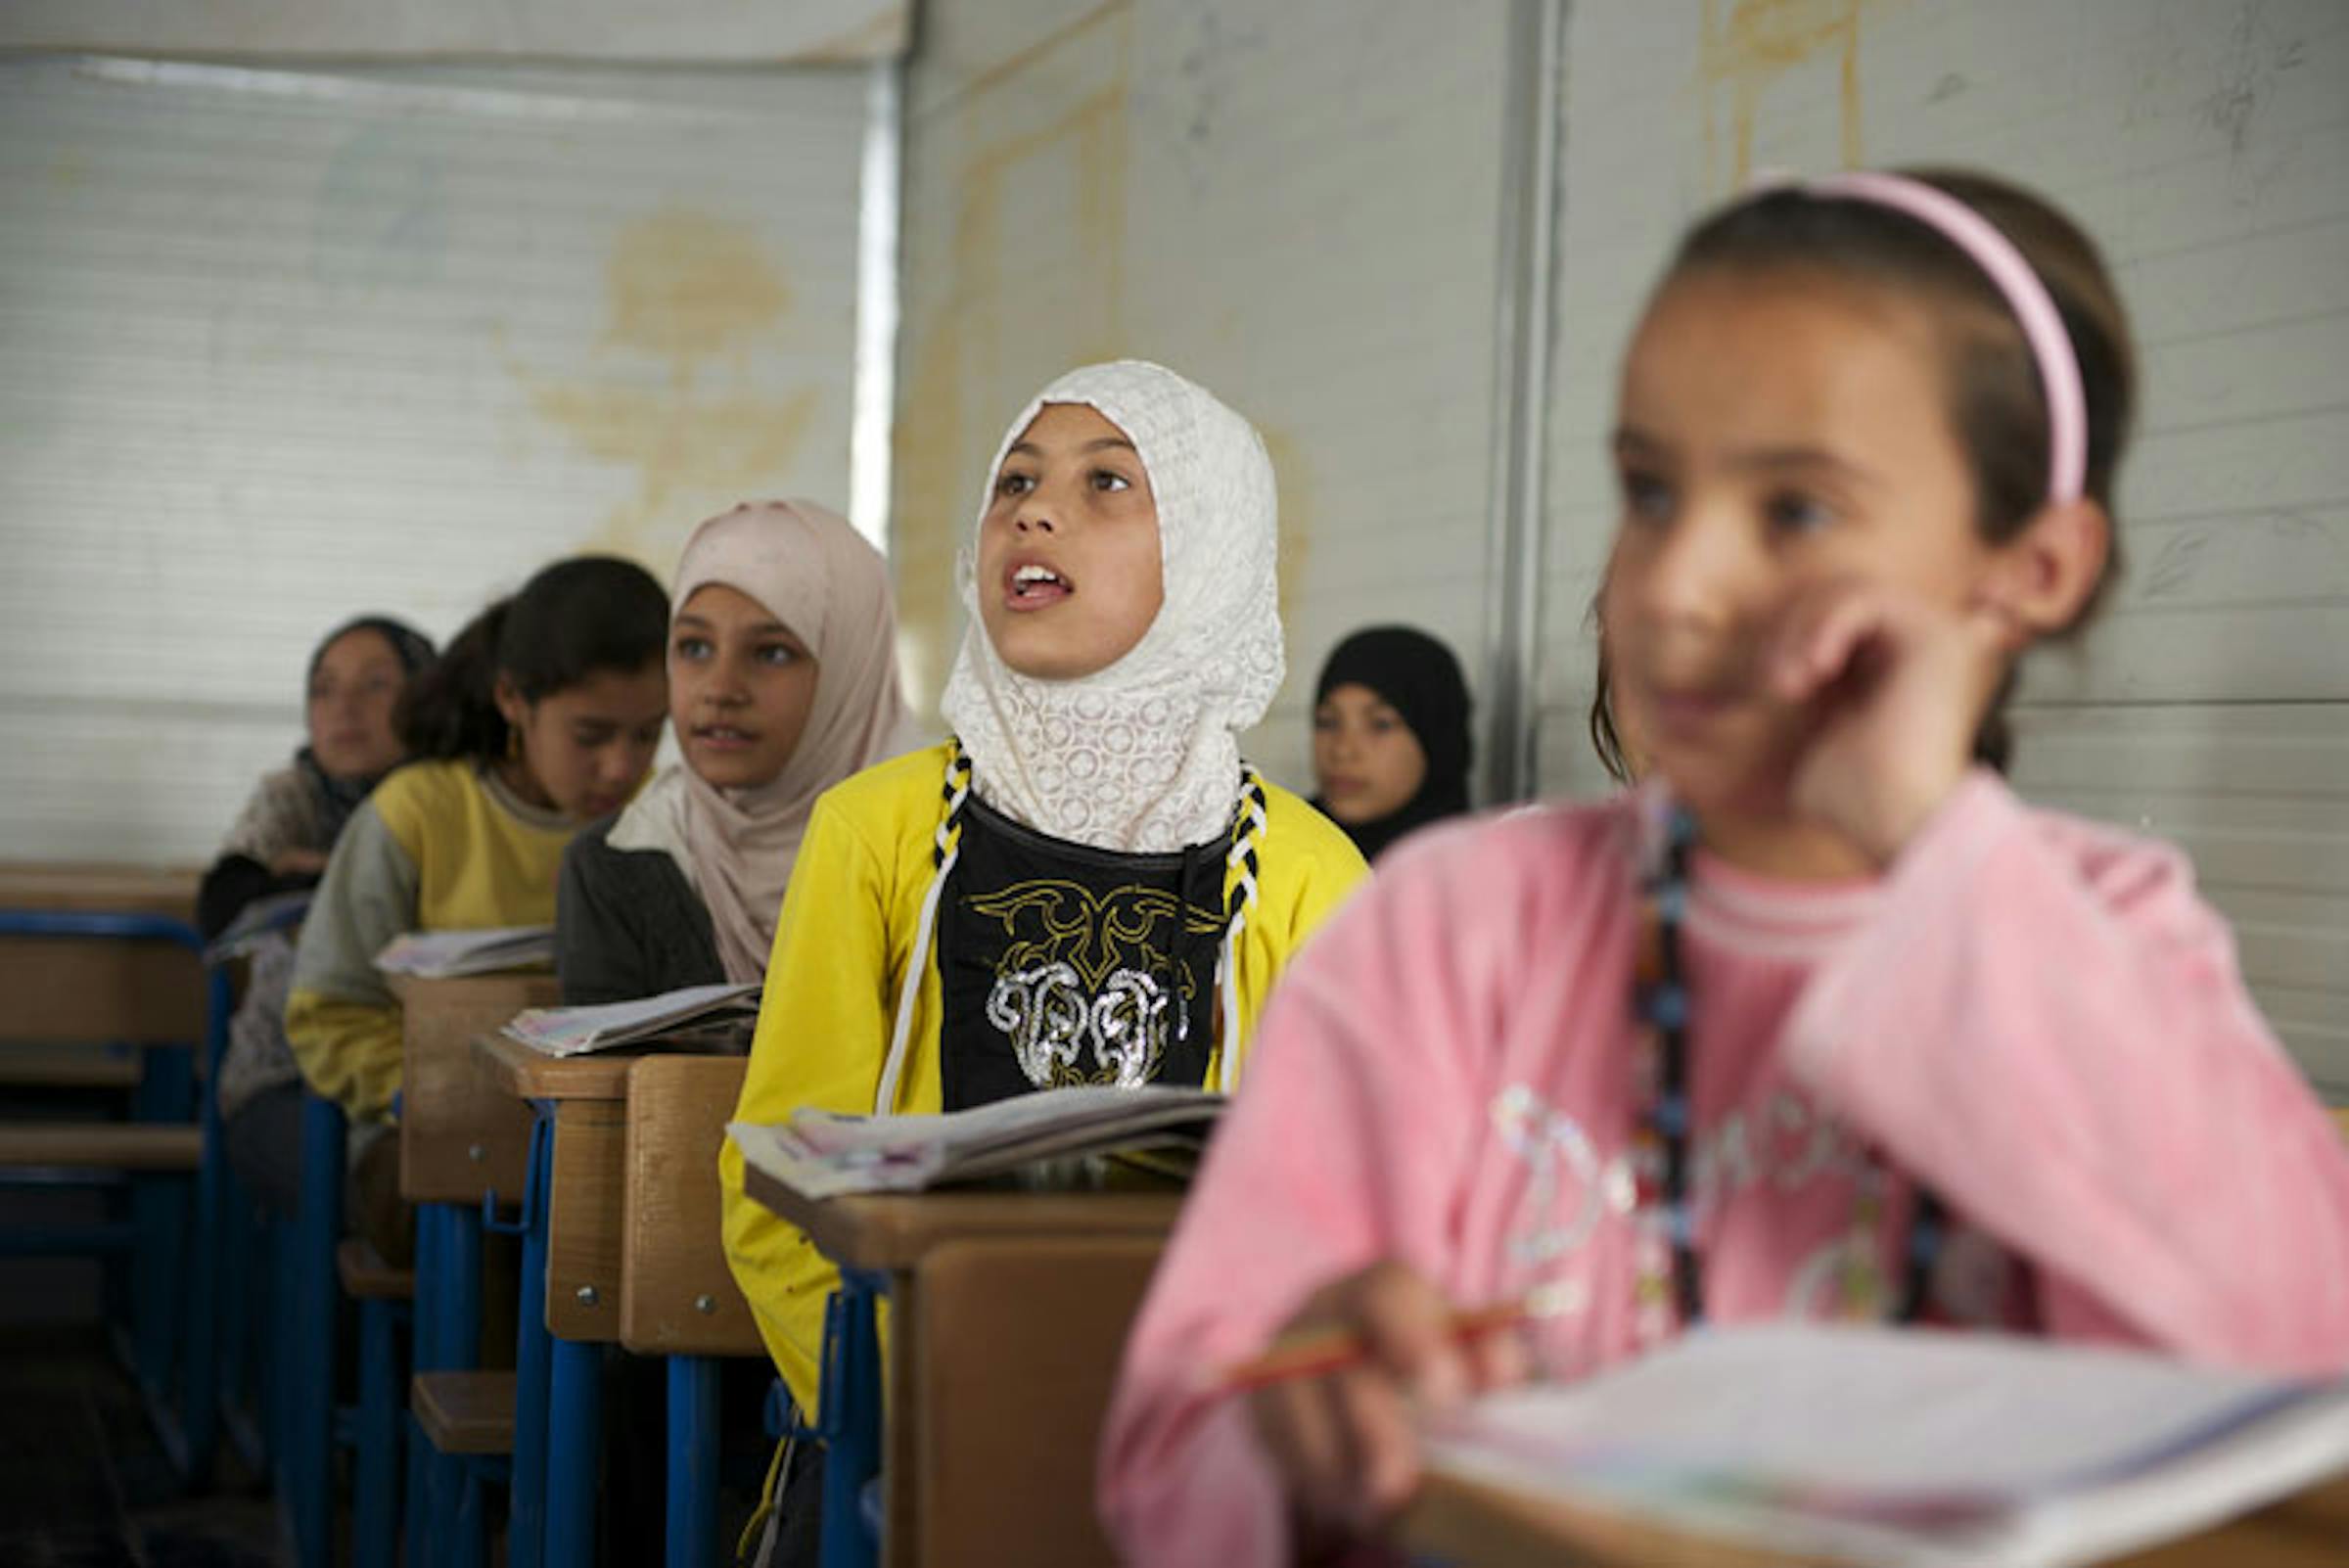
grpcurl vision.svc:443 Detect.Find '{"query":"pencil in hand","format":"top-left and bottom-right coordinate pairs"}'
top-left (1217, 1298), bottom-right (1529, 1393)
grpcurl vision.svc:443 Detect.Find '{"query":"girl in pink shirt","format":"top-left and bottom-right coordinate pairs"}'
top-left (1098, 168), bottom-right (2349, 1566)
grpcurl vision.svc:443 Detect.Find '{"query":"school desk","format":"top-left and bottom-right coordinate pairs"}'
top-left (738, 1157), bottom-right (1186, 1568)
top-left (905, 1233), bottom-right (1166, 1568)
top-left (474, 1030), bottom-right (636, 1568)
top-left (473, 1037), bottom-right (773, 1568)
top-left (621, 1054), bottom-right (764, 1568)
top-left (393, 970), bottom-right (557, 1568)
top-left (1395, 1457), bottom-right (2349, 1567)
top-left (0, 862), bottom-right (224, 1487)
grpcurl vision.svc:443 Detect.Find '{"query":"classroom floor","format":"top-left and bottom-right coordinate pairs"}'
top-left (0, 1323), bottom-right (279, 1568)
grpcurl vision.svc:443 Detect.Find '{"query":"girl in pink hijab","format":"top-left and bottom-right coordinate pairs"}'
top-left (557, 500), bottom-right (909, 1003)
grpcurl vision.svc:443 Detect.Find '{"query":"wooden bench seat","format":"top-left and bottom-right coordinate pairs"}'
top-left (337, 1237), bottom-right (415, 1301)
top-left (412, 1370), bottom-right (515, 1456)
top-left (0, 1047), bottom-right (142, 1090)
top-left (0, 1122), bottom-right (202, 1171)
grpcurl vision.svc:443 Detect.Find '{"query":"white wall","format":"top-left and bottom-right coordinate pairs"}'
top-left (1531, 0), bottom-right (2349, 1092)
top-left (0, 0), bottom-right (908, 63)
top-left (887, 0), bottom-right (1514, 798)
top-left (0, 56), bottom-right (873, 864)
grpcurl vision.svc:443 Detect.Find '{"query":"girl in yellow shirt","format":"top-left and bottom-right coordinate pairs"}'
top-left (719, 363), bottom-right (1369, 1557)
top-left (286, 555), bottom-right (668, 1258)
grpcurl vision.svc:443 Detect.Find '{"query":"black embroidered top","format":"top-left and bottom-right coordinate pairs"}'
top-left (934, 793), bottom-right (1229, 1111)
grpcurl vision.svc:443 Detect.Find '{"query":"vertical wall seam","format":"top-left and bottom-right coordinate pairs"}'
top-left (1480, 0), bottom-right (1567, 806)
top-left (851, 57), bottom-right (905, 553)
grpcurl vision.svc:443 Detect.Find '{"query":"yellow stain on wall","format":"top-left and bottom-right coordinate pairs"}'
top-left (892, 7), bottom-right (1135, 716)
top-left (1698, 0), bottom-right (1891, 189)
top-left (515, 206), bottom-right (815, 563)
top-left (603, 208), bottom-right (791, 361)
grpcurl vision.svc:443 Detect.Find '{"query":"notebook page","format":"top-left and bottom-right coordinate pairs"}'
top-left (1425, 1324), bottom-right (2347, 1567)
top-left (502, 981), bottom-right (760, 1054)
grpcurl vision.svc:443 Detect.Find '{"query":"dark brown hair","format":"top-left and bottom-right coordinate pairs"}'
top-left (398, 555), bottom-right (668, 763)
top-left (1589, 168), bottom-right (2138, 782)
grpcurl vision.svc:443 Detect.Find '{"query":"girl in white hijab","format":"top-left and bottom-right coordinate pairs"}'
top-left (556, 499), bottom-right (908, 1002)
top-left (721, 367), bottom-right (1369, 1553)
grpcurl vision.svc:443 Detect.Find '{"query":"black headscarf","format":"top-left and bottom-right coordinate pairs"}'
top-left (297, 615), bottom-right (438, 845)
top-left (1310, 625), bottom-right (1473, 862)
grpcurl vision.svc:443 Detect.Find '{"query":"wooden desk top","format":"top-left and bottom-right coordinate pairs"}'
top-left (1396, 1465), bottom-right (2349, 1568)
top-left (472, 1032), bottom-right (643, 1104)
top-left (0, 861), bottom-right (201, 916)
top-left (740, 1160), bottom-right (1185, 1274)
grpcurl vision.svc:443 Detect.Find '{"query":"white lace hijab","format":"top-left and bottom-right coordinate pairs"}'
top-left (939, 360), bottom-right (1284, 853)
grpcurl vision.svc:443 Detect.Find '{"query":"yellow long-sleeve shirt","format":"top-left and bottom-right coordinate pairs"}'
top-left (718, 741), bottom-right (1369, 1415)
top-left (285, 759), bottom-right (576, 1123)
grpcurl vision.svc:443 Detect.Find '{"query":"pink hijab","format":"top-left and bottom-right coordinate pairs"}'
top-left (612, 500), bottom-right (908, 983)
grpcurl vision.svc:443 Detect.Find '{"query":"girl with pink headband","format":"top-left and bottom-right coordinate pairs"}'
top-left (1099, 169), bottom-right (2349, 1564)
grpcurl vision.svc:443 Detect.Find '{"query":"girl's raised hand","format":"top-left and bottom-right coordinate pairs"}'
top-left (1767, 580), bottom-right (2012, 865)
top-left (1245, 1261), bottom-right (1530, 1545)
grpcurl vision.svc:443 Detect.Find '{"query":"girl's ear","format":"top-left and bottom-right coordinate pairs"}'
top-left (491, 671), bottom-right (530, 732)
top-left (1978, 498), bottom-right (2111, 649)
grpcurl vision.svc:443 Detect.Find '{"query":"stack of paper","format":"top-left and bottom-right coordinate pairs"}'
top-left (1423, 1322), bottom-right (2349, 1568)
top-left (500, 982), bottom-right (762, 1057)
top-left (374, 925), bottom-right (556, 979)
top-left (728, 1084), bottom-right (1224, 1199)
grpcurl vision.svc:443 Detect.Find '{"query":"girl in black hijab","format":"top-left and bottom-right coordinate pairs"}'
top-left (1309, 625), bottom-right (1472, 862)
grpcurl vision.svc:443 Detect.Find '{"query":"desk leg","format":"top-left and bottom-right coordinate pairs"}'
top-left (543, 1337), bottom-right (604, 1568)
top-left (217, 1169), bottom-right (261, 1469)
top-left (438, 1202), bottom-right (484, 1368)
top-left (415, 1200), bottom-right (485, 1568)
top-left (184, 964), bottom-right (235, 1487)
top-left (426, 1432), bottom-right (484, 1568)
top-left (401, 1208), bottom-right (439, 1568)
top-left (452, 1463), bottom-right (488, 1568)
top-left (353, 1295), bottom-right (406, 1568)
top-left (129, 1044), bottom-right (195, 1463)
top-left (509, 1110), bottom-right (555, 1568)
top-left (667, 1356), bottom-right (721, 1568)
top-left (817, 1275), bottom-right (884, 1568)
top-left (291, 1095), bottom-right (345, 1568)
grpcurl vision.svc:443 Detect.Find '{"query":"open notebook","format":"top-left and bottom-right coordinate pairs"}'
top-left (728, 1084), bottom-right (1224, 1199)
top-left (500, 981), bottom-right (761, 1057)
top-left (1423, 1322), bottom-right (2349, 1568)
top-left (373, 925), bottom-right (556, 979)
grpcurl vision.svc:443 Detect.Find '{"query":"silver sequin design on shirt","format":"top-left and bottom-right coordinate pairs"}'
top-left (1492, 1084), bottom-right (1604, 1319)
top-left (985, 962), bottom-right (1172, 1088)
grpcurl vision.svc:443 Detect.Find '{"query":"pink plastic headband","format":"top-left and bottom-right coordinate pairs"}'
top-left (1803, 171), bottom-right (2088, 507)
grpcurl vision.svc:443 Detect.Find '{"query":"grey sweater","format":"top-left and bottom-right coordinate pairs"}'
top-left (555, 818), bottom-right (726, 1006)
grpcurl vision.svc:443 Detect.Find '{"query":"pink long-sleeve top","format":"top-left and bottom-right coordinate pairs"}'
top-left (1098, 773), bottom-right (2349, 1566)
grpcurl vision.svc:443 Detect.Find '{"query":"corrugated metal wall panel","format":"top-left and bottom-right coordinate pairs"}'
top-left (0, 0), bottom-right (909, 63)
top-left (0, 56), bottom-right (870, 864)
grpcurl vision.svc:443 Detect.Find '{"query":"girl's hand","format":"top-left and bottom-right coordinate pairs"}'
top-left (1767, 581), bottom-right (2011, 865)
top-left (1245, 1262), bottom-right (1530, 1543)
top-left (271, 848), bottom-right (330, 877)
